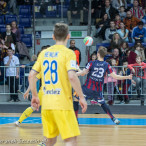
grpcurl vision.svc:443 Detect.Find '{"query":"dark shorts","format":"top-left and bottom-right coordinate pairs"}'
top-left (82, 85), bottom-right (105, 104)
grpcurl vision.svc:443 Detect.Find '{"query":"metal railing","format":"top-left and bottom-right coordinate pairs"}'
top-left (0, 66), bottom-right (145, 99)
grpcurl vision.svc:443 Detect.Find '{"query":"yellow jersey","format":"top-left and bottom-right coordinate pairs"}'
top-left (32, 45), bottom-right (77, 110)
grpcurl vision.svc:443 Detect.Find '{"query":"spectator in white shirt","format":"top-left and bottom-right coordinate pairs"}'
top-left (4, 47), bottom-right (20, 102)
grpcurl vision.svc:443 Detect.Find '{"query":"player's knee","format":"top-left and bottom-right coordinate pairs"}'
top-left (64, 136), bottom-right (77, 145)
top-left (46, 138), bottom-right (57, 146)
top-left (31, 106), bottom-right (36, 111)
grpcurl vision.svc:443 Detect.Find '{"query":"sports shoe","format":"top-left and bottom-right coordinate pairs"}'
top-left (112, 118), bottom-right (120, 125)
top-left (90, 100), bottom-right (98, 105)
top-left (15, 121), bottom-right (21, 126)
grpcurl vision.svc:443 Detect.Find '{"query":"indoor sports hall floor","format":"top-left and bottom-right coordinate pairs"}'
top-left (1, 104), bottom-right (146, 146)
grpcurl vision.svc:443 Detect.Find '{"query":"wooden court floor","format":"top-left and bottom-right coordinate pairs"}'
top-left (1, 114), bottom-right (146, 146)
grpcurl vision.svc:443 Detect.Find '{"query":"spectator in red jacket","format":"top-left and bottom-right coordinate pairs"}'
top-left (128, 55), bottom-right (146, 106)
top-left (69, 40), bottom-right (81, 65)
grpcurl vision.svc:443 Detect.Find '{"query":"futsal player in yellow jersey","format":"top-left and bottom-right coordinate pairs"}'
top-left (15, 73), bottom-right (43, 126)
top-left (29, 23), bottom-right (87, 146)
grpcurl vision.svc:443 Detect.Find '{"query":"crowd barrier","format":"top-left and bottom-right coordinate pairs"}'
top-left (0, 66), bottom-right (145, 99)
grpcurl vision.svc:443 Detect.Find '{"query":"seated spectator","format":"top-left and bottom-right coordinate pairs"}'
top-left (90, 52), bottom-right (97, 61)
top-left (112, 0), bottom-right (127, 10)
top-left (134, 45), bottom-right (145, 61)
top-left (115, 14), bottom-right (121, 29)
top-left (110, 48), bottom-right (122, 66)
top-left (93, 0), bottom-right (105, 19)
top-left (2, 24), bottom-right (16, 48)
top-left (120, 42), bottom-right (129, 60)
top-left (117, 22), bottom-right (129, 42)
top-left (11, 21), bottom-right (21, 42)
top-left (94, 13), bottom-right (110, 39)
top-left (124, 11), bottom-right (140, 31)
top-left (123, 11), bottom-right (140, 40)
top-left (67, 0), bottom-right (84, 25)
top-left (103, 20), bottom-right (117, 43)
top-left (132, 21), bottom-right (146, 43)
top-left (69, 40), bottom-right (81, 65)
top-left (128, 55), bottom-right (146, 106)
top-left (110, 33), bottom-right (123, 49)
top-left (101, 0), bottom-right (119, 20)
top-left (0, 36), bottom-right (8, 61)
top-left (126, 49), bottom-right (137, 64)
top-left (130, 0), bottom-right (144, 20)
top-left (119, 6), bottom-right (126, 21)
top-left (0, 0), bottom-right (8, 14)
top-left (4, 47), bottom-right (20, 102)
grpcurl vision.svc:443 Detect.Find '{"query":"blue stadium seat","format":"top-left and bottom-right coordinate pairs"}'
top-left (58, 5), bottom-right (68, 17)
top-left (0, 25), bottom-right (6, 33)
top-left (19, 16), bottom-right (31, 28)
top-left (0, 16), bottom-right (4, 24)
top-left (96, 43), bottom-right (110, 51)
top-left (21, 34), bottom-right (32, 47)
top-left (5, 15), bottom-right (17, 24)
top-left (19, 5), bottom-right (31, 16)
top-left (18, 25), bottom-right (24, 34)
top-left (128, 43), bottom-right (134, 47)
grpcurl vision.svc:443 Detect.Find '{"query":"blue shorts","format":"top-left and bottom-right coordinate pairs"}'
top-left (82, 85), bottom-right (105, 104)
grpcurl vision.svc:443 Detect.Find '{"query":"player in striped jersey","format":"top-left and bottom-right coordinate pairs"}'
top-left (77, 46), bottom-right (132, 124)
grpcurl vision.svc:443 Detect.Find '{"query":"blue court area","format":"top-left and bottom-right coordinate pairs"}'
top-left (1, 117), bottom-right (146, 126)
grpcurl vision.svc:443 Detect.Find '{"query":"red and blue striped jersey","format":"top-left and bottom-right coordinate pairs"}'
top-left (84, 60), bottom-right (113, 92)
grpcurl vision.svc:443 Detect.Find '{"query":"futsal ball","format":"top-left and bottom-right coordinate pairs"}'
top-left (83, 36), bottom-right (93, 46)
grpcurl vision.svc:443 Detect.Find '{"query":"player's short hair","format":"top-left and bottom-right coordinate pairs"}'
top-left (97, 46), bottom-right (107, 58)
top-left (53, 23), bottom-right (69, 41)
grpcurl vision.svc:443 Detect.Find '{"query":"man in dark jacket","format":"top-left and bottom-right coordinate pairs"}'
top-left (69, 40), bottom-right (81, 65)
top-left (67, 0), bottom-right (84, 25)
top-left (101, 0), bottom-right (119, 20)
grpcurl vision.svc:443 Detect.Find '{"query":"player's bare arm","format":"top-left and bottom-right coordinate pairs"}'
top-left (110, 72), bottom-right (133, 80)
top-left (24, 77), bottom-right (39, 99)
top-left (68, 70), bottom-right (87, 113)
top-left (77, 68), bottom-right (89, 76)
top-left (28, 70), bottom-right (40, 111)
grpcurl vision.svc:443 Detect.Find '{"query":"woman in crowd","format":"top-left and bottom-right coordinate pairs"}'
top-left (94, 13), bottom-right (110, 39)
top-left (11, 21), bottom-right (21, 42)
top-left (110, 33), bottom-right (123, 49)
top-left (117, 22), bottom-right (129, 42)
top-left (115, 14), bottom-right (121, 29)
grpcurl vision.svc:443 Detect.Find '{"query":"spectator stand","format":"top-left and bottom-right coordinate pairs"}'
top-left (0, 25), bottom-right (6, 33)
top-left (5, 15), bottom-right (17, 24)
top-left (21, 34), bottom-right (32, 48)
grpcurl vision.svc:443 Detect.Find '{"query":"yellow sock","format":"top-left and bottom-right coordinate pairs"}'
top-left (18, 107), bottom-right (34, 123)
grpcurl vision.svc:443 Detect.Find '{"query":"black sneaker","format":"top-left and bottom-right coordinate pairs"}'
top-left (7, 99), bottom-right (14, 102)
top-left (14, 99), bottom-right (20, 102)
top-left (124, 99), bottom-right (129, 104)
